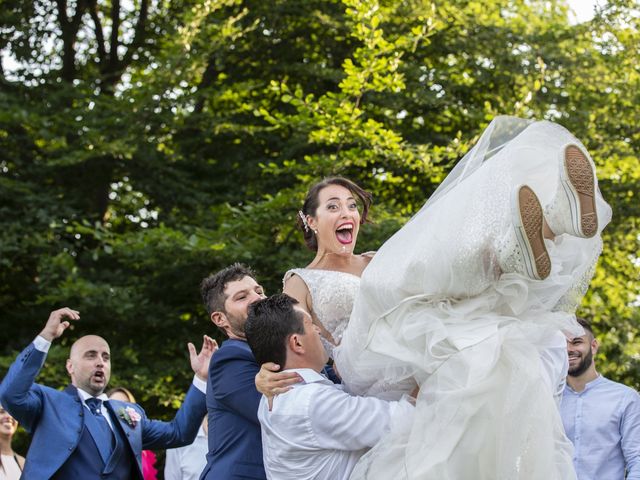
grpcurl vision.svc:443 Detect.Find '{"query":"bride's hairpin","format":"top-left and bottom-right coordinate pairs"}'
top-left (298, 210), bottom-right (310, 232)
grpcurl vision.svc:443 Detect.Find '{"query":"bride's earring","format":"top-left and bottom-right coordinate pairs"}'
top-left (298, 210), bottom-right (311, 232)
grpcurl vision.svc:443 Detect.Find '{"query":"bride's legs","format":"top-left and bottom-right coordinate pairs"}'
top-left (498, 143), bottom-right (599, 280)
top-left (543, 218), bottom-right (555, 240)
top-left (544, 144), bottom-right (598, 238)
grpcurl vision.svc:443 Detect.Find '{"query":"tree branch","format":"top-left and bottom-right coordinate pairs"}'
top-left (195, 54), bottom-right (218, 114)
top-left (55, 0), bottom-right (88, 82)
top-left (55, 0), bottom-right (69, 24)
top-left (109, 0), bottom-right (121, 70)
top-left (88, 0), bottom-right (107, 65)
top-left (70, 0), bottom-right (86, 32)
top-left (121, 0), bottom-right (149, 68)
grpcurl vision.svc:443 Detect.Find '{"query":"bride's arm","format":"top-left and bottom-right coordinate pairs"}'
top-left (284, 274), bottom-right (336, 344)
top-left (283, 274), bottom-right (313, 314)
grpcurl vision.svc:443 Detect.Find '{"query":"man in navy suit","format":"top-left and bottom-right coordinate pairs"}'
top-left (0, 307), bottom-right (216, 479)
top-left (199, 263), bottom-right (270, 480)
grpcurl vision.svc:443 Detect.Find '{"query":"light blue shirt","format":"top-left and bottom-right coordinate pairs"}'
top-left (560, 375), bottom-right (640, 480)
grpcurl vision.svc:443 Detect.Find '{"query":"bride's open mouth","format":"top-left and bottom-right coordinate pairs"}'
top-left (335, 222), bottom-right (354, 244)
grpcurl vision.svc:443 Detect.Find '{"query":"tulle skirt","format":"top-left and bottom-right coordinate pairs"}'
top-left (334, 117), bottom-right (611, 479)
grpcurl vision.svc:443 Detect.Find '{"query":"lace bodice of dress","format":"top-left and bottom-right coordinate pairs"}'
top-left (283, 268), bottom-right (360, 357)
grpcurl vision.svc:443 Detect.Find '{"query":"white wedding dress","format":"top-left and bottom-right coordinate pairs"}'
top-left (329, 117), bottom-right (612, 479)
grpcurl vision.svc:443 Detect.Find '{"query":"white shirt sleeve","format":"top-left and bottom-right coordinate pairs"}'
top-left (33, 336), bottom-right (52, 353)
top-left (192, 374), bottom-right (207, 394)
top-left (308, 384), bottom-right (414, 451)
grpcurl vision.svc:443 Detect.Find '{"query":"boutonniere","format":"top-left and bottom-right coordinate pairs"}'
top-left (117, 406), bottom-right (142, 428)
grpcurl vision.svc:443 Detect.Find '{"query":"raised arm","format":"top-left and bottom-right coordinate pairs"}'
top-left (39, 307), bottom-right (81, 341)
top-left (188, 335), bottom-right (218, 382)
top-left (141, 336), bottom-right (215, 449)
top-left (0, 308), bottom-right (80, 430)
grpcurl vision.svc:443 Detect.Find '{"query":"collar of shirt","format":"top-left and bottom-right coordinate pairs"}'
top-left (284, 368), bottom-right (333, 387)
top-left (566, 374), bottom-right (604, 394)
top-left (76, 388), bottom-right (114, 429)
top-left (77, 388), bottom-right (110, 403)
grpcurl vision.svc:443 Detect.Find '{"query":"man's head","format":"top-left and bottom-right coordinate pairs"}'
top-left (66, 335), bottom-right (111, 396)
top-left (201, 263), bottom-right (265, 339)
top-left (567, 317), bottom-right (598, 377)
top-left (245, 294), bottom-right (328, 372)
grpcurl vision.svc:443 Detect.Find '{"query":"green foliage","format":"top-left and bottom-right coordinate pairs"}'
top-left (0, 0), bottom-right (638, 446)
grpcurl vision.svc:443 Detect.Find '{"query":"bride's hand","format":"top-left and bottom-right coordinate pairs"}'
top-left (255, 362), bottom-right (301, 410)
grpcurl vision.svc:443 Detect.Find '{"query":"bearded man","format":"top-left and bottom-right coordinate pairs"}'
top-left (560, 317), bottom-right (640, 480)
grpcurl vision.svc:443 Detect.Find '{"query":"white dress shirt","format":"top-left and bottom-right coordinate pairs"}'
top-left (258, 368), bottom-right (414, 480)
top-left (164, 424), bottom-right (208, 480)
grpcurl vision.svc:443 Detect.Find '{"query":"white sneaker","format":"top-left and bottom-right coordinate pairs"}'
top-left (544, 144), bottom-right (598, 238)
top-left (497, 185), bottom-right (551, 281)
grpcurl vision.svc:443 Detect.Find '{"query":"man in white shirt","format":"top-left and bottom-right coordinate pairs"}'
top-left (165, 415), bottom-right (208, 480)
top-left (244, 294), bottom-right (415, 480)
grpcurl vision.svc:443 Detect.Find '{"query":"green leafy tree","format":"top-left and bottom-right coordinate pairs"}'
top-left (1, 1), bottom-right (638, 458)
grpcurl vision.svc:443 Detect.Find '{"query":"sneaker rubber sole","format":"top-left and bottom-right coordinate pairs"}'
top-left (561, 144), bottom-right (598, 238)
top-left (513, 185), bottom-right (551, 280)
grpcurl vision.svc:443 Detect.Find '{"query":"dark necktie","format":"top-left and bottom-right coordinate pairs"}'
top-left (85, 397), bottom-right (115, 456)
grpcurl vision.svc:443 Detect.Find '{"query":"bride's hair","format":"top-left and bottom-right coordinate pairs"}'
top-left (299, 176), bottom-right (372, 251)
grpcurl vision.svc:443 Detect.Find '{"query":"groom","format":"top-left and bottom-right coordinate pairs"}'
top-left (0, 307), bottom-right (214, 479)
top-left (244, 293), bottom-right (416, 480)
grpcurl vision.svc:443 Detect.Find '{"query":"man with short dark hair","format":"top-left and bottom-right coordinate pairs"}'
top-left (244, 294), bottom-right (415, 480)
top-left (198, 263), bottom-right (268, 480)
top-left (560, 317), bottom-right (640, 479)
top-left (0, 307), bottom-right (214, 479)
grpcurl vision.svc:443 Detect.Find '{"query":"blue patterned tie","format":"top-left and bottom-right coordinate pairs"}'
top-left (85, 397), bottom-right (114, 456)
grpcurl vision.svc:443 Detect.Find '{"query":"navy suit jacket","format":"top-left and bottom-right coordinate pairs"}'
top-left (0, 341), bottom-right (207, 479)
top-left (200, 338), bottom-right (266, 480)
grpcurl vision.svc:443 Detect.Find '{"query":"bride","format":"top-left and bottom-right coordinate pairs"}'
top-left (259, 116), bottom-right (611, 479)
